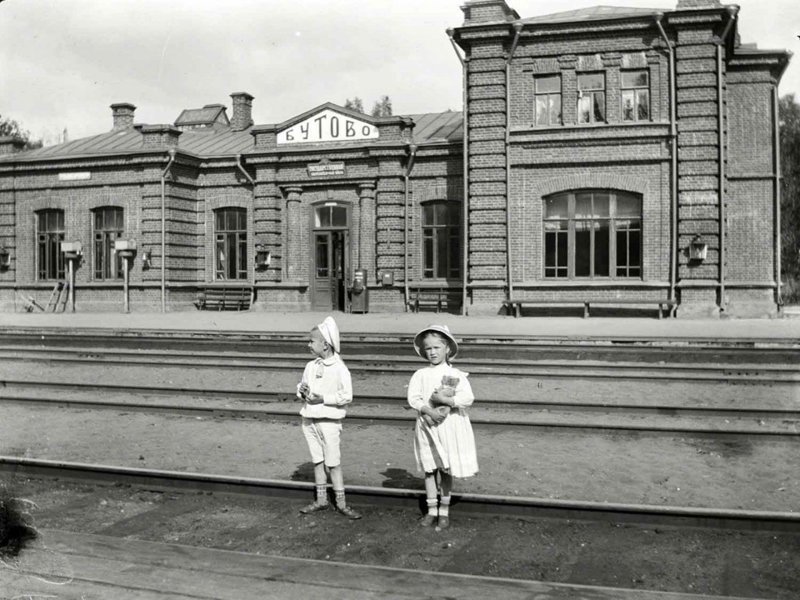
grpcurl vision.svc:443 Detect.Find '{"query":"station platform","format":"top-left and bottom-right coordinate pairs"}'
top-left (2, 310), bottom-right (800, 341)
top-left (0, 528), bottom-right (758, 600)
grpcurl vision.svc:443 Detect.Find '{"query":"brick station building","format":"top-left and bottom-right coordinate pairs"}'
top-left (0, 0), bottom-right (791, 317)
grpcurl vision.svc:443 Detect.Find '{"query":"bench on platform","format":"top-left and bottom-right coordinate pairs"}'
top-left (408, 286), bottom-right (459, 313)
top-left (195, 286), bottom-right (253, 311)
top-left (504, 298), bottom-right (676, 319)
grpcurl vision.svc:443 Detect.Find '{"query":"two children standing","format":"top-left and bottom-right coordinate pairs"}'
top-left (297, 317), bottom-right (477, 529)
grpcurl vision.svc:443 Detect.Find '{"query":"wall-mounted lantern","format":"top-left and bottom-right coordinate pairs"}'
top-left (255, 244), bottom-right (271, 270)
top-left (0, 246), bottom-right (10, 270)
top-left (688, 235), bottom-right (708, 262)
top-left (141, 248), bottom-right (152, 270)
top-left (60, 240), bottom-right (83, 261)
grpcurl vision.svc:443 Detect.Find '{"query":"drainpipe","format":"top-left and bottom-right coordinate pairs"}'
top-left (236, 154), bottom-right (257, 301)
top-left (773, 85), bottom-right (783, 309)
top-left (655, 14), bottom-right (677, 310)
top-left (448, 29), bottom-right (469, 315)
top-left (716, 7), bottom-right (737, 313)
top-left (160, 150), bottom-right (176, 313)
top-left (505, 23), bottom-right (522, 303)
top-left (404, 144), bottom-right (417, 310)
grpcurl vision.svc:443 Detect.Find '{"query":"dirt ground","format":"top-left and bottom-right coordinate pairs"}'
top-left (3, 477), bottom-right (799, 599)
top-left (2, 355), bottom-right (799, 597)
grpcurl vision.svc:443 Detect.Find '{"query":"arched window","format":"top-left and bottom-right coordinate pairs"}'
top-left (93, 206), bottom-right (124, 280)
top-left (543, 190), bottom-right (641, 279)
top-left (214, 208), bottom-right (247, 280)
top-left (36, 209), bottom-right (65, 280)
top-left (422, 201), bottom-right (460, 279)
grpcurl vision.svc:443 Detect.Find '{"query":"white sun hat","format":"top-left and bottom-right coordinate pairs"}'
top-left (413, 324), bottom-right (458, 359)
top-left (316, 316), bottom-right (340, 353)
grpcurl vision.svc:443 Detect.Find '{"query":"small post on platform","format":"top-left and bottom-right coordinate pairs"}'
top-left (115, 239), bottom-right (137, 313)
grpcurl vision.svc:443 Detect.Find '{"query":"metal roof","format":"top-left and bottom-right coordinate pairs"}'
top-left (519, 5), bottom-right (665, 25)
top-left (407, 111), bottom-right (463, 145)
top-left (0, 110), bottom-right (463, 163)
top-left (175, 105), bottom-right (229, 127)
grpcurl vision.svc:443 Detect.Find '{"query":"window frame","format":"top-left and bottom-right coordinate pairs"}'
top-left (533, 74), bottom-right (562, 127)
top-left (92, 206), bottom-right (124, 280)
top-left (577, 72), bottom-right (606, 125)
top-left (36, 209), bottom-right (66, 281)
top-left (213, 207), bottom-right (248, 281)
top-left (543, 190), bottom-right (642, 281)
top-left (420, 200), bottom-right (461, 280)
top-left (621, 70), bottom-right (650, 123)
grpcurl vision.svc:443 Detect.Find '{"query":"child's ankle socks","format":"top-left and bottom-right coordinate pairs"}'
top-left (334, 489), bottom-right (347, 507)
top-left (439, 495), bottom-right (451, 517)
top-left (316, 484), bottom-right (328, 505)
top-left (426, 498), bottom-right (438, 516)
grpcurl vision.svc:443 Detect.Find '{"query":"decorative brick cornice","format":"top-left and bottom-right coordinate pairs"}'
top-left (537, 173), bottom-right (648, 197)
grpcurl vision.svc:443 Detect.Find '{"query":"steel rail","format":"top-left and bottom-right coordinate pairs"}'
top-left (1, 326), bottom-right (798, 349)
top-left (2, 456), bottom-right (798, 533)
top-left (1, 347), bottom-right (797, 383)
top-left (3, 384), bottom-right (799, 436)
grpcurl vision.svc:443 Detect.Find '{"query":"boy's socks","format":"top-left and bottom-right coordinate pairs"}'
top-left (439, 495), bottom-right (451, 517)
top-left (334, 489), bottom-right (346, 507)
top-left (426, 498), bottom-right (438, 516)
top-left (316, 484), bottom-right (329, 505)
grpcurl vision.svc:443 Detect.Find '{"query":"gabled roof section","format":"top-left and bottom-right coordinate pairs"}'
top-left (519, 5), bottom-right (666, 25)
top-left (174, 104), bottom-right (230, 129)
top-left (275, 102), bottom-right (383, 131)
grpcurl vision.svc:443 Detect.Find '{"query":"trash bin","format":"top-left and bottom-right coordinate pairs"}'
top-left (350, 269), bottom-right (369, 313)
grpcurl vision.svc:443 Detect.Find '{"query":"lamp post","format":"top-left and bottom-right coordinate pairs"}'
top-left (115, 239), bottom-right (137, 313)
top-left (60, 241), bottom-right (83, 312)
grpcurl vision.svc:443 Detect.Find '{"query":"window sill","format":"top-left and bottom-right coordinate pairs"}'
top-left (516, 280), bottom-right (668, 289)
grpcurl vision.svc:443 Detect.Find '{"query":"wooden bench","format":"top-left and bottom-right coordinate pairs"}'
top-left (408, 286), bottom-right (458, 313)
top-left (195, 286), bottom-right (252, 311)
top-left (505, 298), bottom-right (676, 319)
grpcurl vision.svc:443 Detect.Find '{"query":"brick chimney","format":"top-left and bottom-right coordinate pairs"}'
top-left (140, 125), bottom-right (182, 149)
top-left (111, 103), bottom-right (136, 131)
top-left (230, 92), bottom-right (254, 131)
top-left (462, 0), bottom-right (519, 25)
top-left (676, 0), bottom-right (722, 8)
top-left (0, 137), bottom-right (26, 155)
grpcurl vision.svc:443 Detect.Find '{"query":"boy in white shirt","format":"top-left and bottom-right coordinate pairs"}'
top-left (297, 316), bottom-right (362, 519)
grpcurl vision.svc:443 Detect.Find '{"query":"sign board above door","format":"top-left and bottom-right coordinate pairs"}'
top-left (277, 109), bottom-right (379, 145)
top-left (308, 160), bottom-right (346, 177)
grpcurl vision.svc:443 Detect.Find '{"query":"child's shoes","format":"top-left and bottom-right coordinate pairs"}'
top-left (436, 516), bottom-right (450, 530)
top-left (335, 503), bottom-right (362, 520)
top-left (299, 500), bottom-right (329, 514)
top-left (419, 513), bottom-right (437, 527)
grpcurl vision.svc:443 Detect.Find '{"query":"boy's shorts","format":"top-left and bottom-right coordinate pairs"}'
top-left (301, 417), bottom-right (342, 468)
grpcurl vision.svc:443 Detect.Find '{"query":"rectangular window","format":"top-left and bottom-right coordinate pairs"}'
top-left (543, 191), bottom-right (641, 279)
top-left (93, 207), bottom-right (124, 280)
top-left (534, 74), bottom-right (561, 126)
top-left (37, 210), bottom-right (65, 280)
top-left (621, 70), bottom-right (650, 122)
top-left (578, 73), bottom-right (606, 124)
top-left (214, 208), bottom-right (248, 280)
top-left (422, 201), bottom-right (461, 279)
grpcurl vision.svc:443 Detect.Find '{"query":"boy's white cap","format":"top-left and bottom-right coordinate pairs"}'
top-left (316, 316), bottom-right (340, 353)
top-left (413, 324), bottom-right (458, 359)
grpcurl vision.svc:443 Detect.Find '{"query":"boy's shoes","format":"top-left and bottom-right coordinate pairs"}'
top-left (299, 501), bottom-right (329, 514)
top-left (436, 516), bottom-right (450, 530)
top-left (419, 514), bottom-right (437, 527)
top-left (335, 503), bottom-right (362, 520)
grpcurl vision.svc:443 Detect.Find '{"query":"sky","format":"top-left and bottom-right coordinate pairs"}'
top-left (1, 0), bottom-right (798, 145)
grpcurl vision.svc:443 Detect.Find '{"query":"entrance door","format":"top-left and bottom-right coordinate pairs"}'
top-left (312, 229), bottom-right (348, 311)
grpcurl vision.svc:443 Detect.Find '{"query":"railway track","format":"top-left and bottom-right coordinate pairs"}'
top-left (1, 345), bottom-right (798, 383)
top-left (2, 379), bottom-right (798, 435)
top-left (2, 455), bottom-right (798, 533)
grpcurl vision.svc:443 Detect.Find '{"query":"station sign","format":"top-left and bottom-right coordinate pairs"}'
top-left (277, 109), bottom-right (379, 145)
top-left (308, 160), bottom-right (346, 177)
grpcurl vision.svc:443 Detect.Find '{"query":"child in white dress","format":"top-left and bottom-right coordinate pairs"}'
top-left (407, 324), bottom-right (478, 530)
